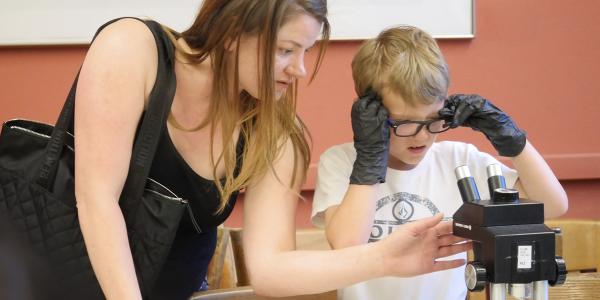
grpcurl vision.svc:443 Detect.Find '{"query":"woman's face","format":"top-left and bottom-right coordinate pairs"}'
top-left (237, 13), bottom-right (322, 99)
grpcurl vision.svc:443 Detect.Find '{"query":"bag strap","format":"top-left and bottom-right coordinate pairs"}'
top-left (121, 20), bottom-right (176, 201)
top-left (36, 18), bottom-right (177, 204)
top-left (35, 73), bottom-right (79, 188)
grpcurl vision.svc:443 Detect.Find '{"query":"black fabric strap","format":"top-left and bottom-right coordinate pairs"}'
top-left (35, 74), bottom-right (79, 188)
top-left (36, 17), bottom-right (177, 204)
top-left (121, 20), bottom-right (176, 201)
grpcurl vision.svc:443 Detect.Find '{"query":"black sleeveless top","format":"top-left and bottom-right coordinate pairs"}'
top-left (149, 124), bottom-right (244, 233)
top-left (143, 21), bottom-right (245, 299)
top-left (148, 122), bottom-right (244, 299)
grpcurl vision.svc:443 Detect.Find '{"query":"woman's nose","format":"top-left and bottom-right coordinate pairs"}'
top-left (286, 56), bottom-right (307, 79)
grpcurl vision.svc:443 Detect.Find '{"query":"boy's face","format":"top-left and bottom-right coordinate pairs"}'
top-left (381, 90), bottom-right (445, 170)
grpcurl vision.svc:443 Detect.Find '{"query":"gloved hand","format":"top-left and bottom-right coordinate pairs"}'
top-left (439, 94), bottom-right (527, 157)
top-left (350, 90), bottom-right (390, 185)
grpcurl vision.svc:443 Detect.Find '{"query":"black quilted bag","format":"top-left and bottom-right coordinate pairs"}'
top-left (0, 19), bottom-right (186, 299)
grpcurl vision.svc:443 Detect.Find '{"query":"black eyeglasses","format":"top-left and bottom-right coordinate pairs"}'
top-left (387, 118), bottom-right (450, 137)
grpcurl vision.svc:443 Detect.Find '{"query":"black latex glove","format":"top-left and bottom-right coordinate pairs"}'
top-left (439, 94), bottom-right (527, 157)
top-left (350, 90), bottom-right (390, 185)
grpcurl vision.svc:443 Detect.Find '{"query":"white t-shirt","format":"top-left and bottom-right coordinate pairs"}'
top-left (311, 141), bottom-right (518, 300)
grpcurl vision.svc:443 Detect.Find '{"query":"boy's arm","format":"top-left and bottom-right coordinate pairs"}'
top-left (440, 94), bottom-right (568, 219)
top-left (324, 185), bottom-right (379, 248)
top-left (511, 141), bottom-right (568, 218)
top-left (318, 92), bottom-right (389, 249)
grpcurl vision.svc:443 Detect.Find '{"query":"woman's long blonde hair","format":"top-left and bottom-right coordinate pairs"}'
top-left (165, 0), bottom-right (329, 213)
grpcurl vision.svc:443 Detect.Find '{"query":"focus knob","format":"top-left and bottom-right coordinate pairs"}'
top-left (549, 256), bottom-right (567, 286)
top-left (465, 262), bottom-right (487, 291)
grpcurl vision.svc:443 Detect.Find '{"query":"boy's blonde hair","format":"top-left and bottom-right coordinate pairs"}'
top-left (351, 25), bottom-right (449, 105)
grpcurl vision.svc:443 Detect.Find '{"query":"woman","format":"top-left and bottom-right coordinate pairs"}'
top-left (74, 0), bottom-right (470, 299)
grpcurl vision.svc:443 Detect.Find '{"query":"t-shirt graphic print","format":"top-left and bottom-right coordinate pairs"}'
top-left (369, 192), bottom-right (441, 242)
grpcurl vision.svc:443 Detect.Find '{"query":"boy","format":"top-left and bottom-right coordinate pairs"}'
top-left (311, 26), bottom-right (568, 300)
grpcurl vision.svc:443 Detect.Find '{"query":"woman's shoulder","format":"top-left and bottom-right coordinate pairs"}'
top-left (90, 18), bottom-right (157, 55)
top-left (81, 18), bottom-right (161, 104)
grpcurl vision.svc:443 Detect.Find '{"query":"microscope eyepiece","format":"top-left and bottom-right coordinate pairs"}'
top-left (486, 164), bottom-right (508, 202)
top-left (455, 165), bottom-right (472, 180)
top-left (455, 165), bottom-right (481, 203)
top-left (486, 164), bottom-right (503, 177)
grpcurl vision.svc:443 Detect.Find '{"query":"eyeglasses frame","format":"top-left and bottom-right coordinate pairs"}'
top-left (386, 117), bottom-right (451, 137)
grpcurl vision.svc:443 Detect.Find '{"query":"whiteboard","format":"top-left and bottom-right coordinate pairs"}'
top-left (329, 0), bottom-right (475, 39)
top-left (0, 0), bottom-right (204, 46)
top-left (0, 0), bottom-right (474, 46)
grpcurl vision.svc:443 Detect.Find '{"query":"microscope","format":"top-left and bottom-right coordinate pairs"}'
top-left (452, 164), bottom-right (567, 300)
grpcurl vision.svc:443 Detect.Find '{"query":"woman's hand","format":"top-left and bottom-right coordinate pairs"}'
top-left (376, 214), bottom-right (471, 277)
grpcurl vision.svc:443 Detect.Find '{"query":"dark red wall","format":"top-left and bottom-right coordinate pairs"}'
top-left (1, 0), bottom-right (598, 228)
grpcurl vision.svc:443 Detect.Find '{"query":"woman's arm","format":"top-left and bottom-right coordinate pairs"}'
top-left (511, 140), bottom-right (568, 219)
top-left (242, 140), bottom-right (470, 297)
top-left (74, 19), bottom-right (158, 299)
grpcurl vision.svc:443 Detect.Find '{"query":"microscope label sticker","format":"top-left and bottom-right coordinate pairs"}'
top-left (517, 245), bottom-right (533, 269)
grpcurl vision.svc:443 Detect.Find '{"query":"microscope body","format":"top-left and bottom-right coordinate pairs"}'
top-left (452, 165), bottom-right (565, 299)
top-left (453, 200), bottom-right (557, 284)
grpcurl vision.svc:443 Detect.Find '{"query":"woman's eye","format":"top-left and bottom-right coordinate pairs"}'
top-left (278, 48), bottom-right (293, 55)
